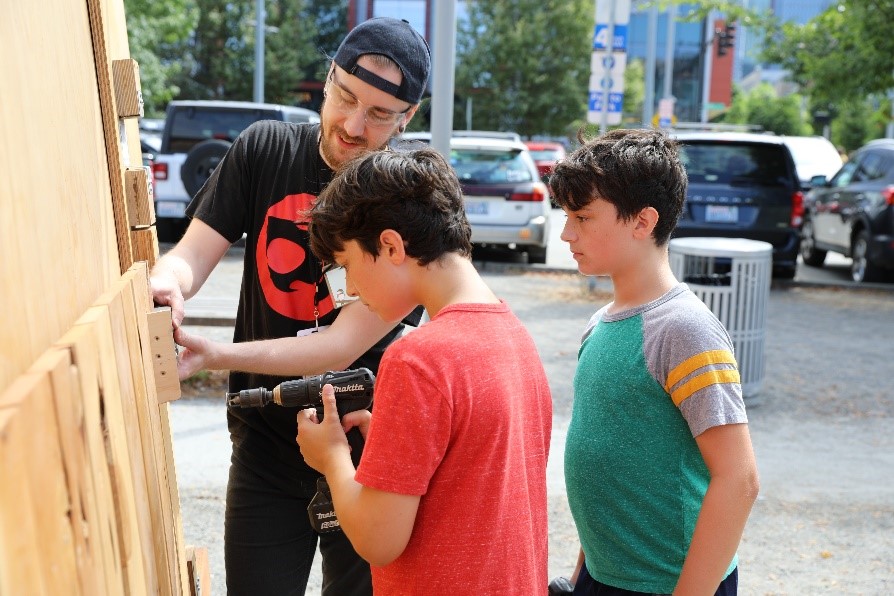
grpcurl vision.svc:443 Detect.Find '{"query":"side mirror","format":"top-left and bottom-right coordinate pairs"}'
top-left (809, 174), bottom-right (828, 188)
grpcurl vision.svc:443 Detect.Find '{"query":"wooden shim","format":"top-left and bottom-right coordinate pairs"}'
top-left (124, 167), bottom-right (153, 228)
top-left (147, 307), bottom-right (181, 404)
top-left (131, 228), bottom-right (159, 270)
top-left (29, 349), bottom-right (102, 596)
top-left (55, 324), bottom-right (126, 595)
top-left (185, 546), bottom-right (211, 596)
top-left (77, 301), bottom-right (155, 594)
top-left (111, 59), bottom-right (143, 119)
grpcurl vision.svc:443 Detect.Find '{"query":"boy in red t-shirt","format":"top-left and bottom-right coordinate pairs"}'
top-left (296, 148), bottom-right (553, 594)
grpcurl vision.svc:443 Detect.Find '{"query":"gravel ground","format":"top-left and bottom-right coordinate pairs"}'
top-left (174, 268), bottom-right (894, 595)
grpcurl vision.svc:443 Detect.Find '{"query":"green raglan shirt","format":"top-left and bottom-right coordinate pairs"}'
top-left (564, 284), bottom-right (747, 593)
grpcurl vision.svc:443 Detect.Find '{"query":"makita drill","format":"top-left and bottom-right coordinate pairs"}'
top-left (226, 367), bottom-right (375, 419)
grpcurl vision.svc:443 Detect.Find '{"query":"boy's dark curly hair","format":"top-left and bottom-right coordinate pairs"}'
top-left (309, 148), bottom-right (472, 266)
top-left (549, 128), bottom-right (687, 245)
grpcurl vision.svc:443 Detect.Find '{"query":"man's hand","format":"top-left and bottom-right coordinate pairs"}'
top-left (296, 384), bottom-right (353, 475)
top-left (150, 271), bottom-right (186, 328)
top-left (172, 327), bottom-right (218, 380)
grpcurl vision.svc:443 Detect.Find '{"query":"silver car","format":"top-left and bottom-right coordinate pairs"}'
top-left (449, 137), bottom-right (551, 264)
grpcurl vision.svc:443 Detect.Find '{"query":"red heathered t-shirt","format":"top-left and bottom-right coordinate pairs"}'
top-left (355, 301), bottom-right (552, 595)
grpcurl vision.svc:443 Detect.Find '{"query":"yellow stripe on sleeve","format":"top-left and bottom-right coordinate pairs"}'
top-left (664, 349), bottom-right (737, 393)
top-left (669, 369), bottom-right (741, 407)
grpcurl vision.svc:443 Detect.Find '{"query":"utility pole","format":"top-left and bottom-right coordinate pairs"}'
top-left (642, 4), bottom-right (658, 127)
top-left (254, 0), bottom-right (265, 103)
top-left (430, 0), bottom-right (457, 159)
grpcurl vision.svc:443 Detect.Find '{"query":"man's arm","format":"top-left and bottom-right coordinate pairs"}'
top-left (674, 423), bottom-right (760, 595)
top-left (172, 298), bottom-right (400, 379)
top-left (150, 219), bottom-right (232, 327)
top-left (297, 386), bottom-right (420, 566)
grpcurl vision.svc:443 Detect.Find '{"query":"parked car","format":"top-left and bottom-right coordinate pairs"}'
top-left (672, 132), bottom-right (804, 279)
top-left (449, 136), bottom-right (551, 264)
top-left (780, 135), bottom-right (843, 189)
top-left (524, 141), bottom-right (567, 181)
top-left (800, 138), bottom-right (894, 283)
top-left (152, 100), bottom-right (319, 242)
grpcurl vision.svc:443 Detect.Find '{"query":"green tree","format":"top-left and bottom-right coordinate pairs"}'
top-left (760, 1), bottom-right (894, 107)
top-left (263, 0), bottom-right (319, 105)
top-left (455, 0), bottom-right (592, 137)
top-left (175, 0), bottom-right (255, 100)
top-left (123, 0), bottom-right (197, 116)
top-left (720, 83), bottom-right (811, 135)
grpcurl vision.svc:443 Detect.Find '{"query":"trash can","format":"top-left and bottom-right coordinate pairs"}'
top-left (668, 237), bottom-right (773, 402)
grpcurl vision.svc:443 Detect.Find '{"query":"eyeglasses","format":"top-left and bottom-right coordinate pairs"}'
top-left (325, 70), bottom-right (411, 129)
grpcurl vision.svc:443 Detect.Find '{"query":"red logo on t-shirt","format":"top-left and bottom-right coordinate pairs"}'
top-left (256, 193), bottom-right (334, 321)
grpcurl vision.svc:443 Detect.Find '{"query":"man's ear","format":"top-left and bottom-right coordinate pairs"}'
top-left (379, 229), bottom-right (406, 264)
top-left (632, 207), bottom-right (659, 239)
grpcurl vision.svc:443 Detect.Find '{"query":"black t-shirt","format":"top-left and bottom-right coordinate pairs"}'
top-left (187, 120), bottom-right (418, 492)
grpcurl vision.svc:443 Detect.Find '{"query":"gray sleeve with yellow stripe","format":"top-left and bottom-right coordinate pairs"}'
top-left (642, 285), bottom-right (748, 437)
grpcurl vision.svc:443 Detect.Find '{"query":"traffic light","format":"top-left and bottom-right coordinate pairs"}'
top-left (717, 23), bottom-right (736, 57)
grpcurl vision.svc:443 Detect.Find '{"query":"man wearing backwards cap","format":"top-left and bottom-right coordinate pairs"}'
top-left (149, 18), bottom-right (431, 596)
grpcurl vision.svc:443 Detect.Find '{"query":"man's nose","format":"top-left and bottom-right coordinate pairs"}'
top-left (342, 108), bottom-right (366, 138)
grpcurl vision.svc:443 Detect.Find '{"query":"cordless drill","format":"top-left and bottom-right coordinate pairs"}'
top-left (226, 367), bottom-right (376, 420)
top-left (228, 367), bottom-right (375, 469)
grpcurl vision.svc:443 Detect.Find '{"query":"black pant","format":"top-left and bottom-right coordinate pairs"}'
top-left (224, 459), bottom-right (372, 595)
top-left (573, 562), bottom-right (738, 596)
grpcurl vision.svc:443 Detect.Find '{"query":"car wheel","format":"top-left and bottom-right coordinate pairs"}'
top-left (181, 139), bottom-right (232, 198)
top-left (772, 265), bottom-right (796, 280)
top-left (850, 230), bottom-right (882, 283)
top-left (526, 245), bottom-right (547, 265)
top-left (800, 220), bottom-right (827, 267)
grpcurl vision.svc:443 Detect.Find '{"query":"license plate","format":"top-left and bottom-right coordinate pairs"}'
top-left (465, 201), bottom-right (489, 215)
top-left (156, 201), bottom-right (186, 218)
top-left (705, 205), bottom-right (738, 223)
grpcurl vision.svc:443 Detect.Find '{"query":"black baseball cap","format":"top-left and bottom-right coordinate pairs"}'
top-left (333, 17), bottom-right (432, 104)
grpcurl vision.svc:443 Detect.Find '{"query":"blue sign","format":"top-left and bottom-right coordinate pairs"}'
top-left (593, 24), bottom-right (628, 51)
top-left (588, 91), bottom-right (624, 113)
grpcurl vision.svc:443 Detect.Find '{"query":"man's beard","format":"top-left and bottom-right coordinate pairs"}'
top-left (319, 100), bottom-right (398, 170)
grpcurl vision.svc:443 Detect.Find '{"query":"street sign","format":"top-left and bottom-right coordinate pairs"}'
top-left (588, 0), bottom-right (633, 127)
top-left (593, 23), bottom-right (628, 51)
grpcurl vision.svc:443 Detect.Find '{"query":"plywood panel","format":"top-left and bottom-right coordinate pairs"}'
top-left (0, 1), bottom-right (119, 389)
top-left (76, 304), bottom-right (152, 593)
top-left (0, 380), bottom-right (47, 596)
top-left (30, 349), bottom-right (104, 596)
top-left (57, 324), bottom-right (127, 595)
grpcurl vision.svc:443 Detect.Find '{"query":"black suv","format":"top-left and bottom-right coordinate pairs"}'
top-left (672, 132), bottom-right (804, 279)
top-left (801, 139), bottom-right (894, 283)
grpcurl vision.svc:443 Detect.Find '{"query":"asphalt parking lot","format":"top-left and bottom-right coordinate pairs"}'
top-left (170, 242), bottom-right (893, 594)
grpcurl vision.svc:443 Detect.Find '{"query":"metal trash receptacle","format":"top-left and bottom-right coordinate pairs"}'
top-left (668, 237), bottom-right (773, 402)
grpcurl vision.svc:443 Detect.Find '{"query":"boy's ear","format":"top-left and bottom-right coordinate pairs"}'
top-left (379, 229), bottom-right (406, 264)
top-left (632, 207), bottom-right (659, 239)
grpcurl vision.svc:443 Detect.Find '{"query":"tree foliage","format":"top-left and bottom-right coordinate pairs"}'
top-left (719, 83), bottom-right (811, 136)
top-left (123, 0), bottom-right (197, 116)
top-left (125, 0), bottom-right (345, 111)
top-left (759, 1), bottom-right (894, 106)
top-left (455, 0), bottom-right (592, 137)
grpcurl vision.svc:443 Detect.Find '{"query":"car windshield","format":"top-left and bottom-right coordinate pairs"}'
top-left (679, 142), bottom-right (790, 186)
top-left (450, 148), bottom-right (533, 184)
top-left (168, 108), bottom-right (277, 152)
